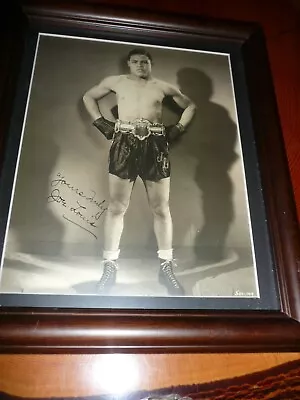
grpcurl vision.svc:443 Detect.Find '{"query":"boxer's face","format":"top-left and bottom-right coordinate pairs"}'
top-left (127, 54), bottom-right (152, 79)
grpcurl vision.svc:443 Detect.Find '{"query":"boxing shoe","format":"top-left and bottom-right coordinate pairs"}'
top-left (96, 260), bottom-right (118, 294)
top-left (159, 259), bottom-right (185, 296)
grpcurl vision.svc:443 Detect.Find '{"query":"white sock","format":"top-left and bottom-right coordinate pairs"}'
top-left (103, 249), bottom-right (120, 261)
top-left (157, 249), bottom-right (173, 260)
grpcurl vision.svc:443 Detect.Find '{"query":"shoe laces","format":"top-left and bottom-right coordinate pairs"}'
top-left (160, 259), bottom-right (180, 287)
top-left (161, 259), bottom-right (178, 269)
top-left (98, 260), bottom-right (118, 286)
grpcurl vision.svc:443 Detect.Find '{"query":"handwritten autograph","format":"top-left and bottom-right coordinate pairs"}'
top-left (51, 172), bottom-right (105, 209)
top-left (47, 173), bottom-right (107, 239)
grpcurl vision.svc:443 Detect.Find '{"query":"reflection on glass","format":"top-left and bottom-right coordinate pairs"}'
top-left (92, 354), bottom-right (140, 394)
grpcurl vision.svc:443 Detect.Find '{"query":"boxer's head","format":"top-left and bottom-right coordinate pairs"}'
top-left (127, 48), bottom-right (153, 79)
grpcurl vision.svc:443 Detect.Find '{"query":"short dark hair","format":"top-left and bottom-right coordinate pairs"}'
top-left (127, 48), bottom-right (153, 63)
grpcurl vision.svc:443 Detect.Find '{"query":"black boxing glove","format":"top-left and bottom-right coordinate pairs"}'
top-left (93, 116), bottom-right (115, 140)
top-left (166, 122), bottom-right (185, 144)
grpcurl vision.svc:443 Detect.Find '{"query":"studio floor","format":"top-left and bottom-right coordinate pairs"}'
top-left (0, 247), bottom-right (258, 298)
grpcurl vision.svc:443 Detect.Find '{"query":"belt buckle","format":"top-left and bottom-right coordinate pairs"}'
top-left (135, 118), bottom-right (149, 127)
top-left (133, 118), bottom-right (151, 140)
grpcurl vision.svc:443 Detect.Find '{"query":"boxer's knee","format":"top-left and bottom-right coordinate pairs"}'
top-left (150, 200), bottom-right (170, 220)
top-left (108, 198), bottom-right (130, 217)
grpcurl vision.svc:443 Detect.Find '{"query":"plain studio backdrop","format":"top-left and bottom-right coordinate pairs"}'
top-left (0, 33), bottom-right (258, 296)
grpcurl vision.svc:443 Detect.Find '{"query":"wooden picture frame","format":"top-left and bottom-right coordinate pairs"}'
top-left (0, 1), bottom-right (299, 353)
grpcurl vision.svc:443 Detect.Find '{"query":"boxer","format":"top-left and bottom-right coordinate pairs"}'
top-left (83, 47), bottom-right (196, 296)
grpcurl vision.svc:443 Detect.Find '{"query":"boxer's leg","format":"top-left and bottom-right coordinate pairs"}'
top-left (97, 173), bottom-right (134, 294)
top-left (144, 177), bottom-right (185, 296)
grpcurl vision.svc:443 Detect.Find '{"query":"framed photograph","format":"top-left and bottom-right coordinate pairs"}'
top-left (0, 2), bottom-right (299, 352)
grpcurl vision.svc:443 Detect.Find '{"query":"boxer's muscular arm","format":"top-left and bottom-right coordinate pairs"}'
top-left (164, 83), bottom-right (196, 129)
top-left (162, 81), bottom-right (196, 144)
top-left (83, 76), bottom-right (119, 121)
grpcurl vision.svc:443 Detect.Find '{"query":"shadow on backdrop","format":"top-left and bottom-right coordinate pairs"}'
top-left (8, 122), bottom-right (64, 257)
top-left (177, 68), bottom-right (238, 263)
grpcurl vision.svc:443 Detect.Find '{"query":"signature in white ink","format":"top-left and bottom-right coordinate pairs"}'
top-left (233, 289), bottom-right (255, 297)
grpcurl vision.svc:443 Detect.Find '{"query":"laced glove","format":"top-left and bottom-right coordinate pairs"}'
top-left (93, 116), bottom-right (115, 140)
top-left (166, 122), bottom-right (185, 144)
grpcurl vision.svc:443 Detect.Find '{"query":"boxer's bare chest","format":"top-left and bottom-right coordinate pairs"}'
top-left (114, 76), bottom-right (165, 104)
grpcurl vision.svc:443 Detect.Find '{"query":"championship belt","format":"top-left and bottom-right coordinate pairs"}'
top-left (115, 118), bottom-right (165, 140)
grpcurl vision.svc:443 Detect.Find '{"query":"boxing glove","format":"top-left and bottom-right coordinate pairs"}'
top-left (93, 116), bottom-right (115, 140)
top-left (166, 123), bottom-right (185, 144)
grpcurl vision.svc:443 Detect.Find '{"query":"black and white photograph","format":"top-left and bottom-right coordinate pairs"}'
top-left (0, 32), bottom-right (259, 300)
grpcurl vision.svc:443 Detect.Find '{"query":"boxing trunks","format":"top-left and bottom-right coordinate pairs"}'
top-left (109, 118), bottom-right (170, 182)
